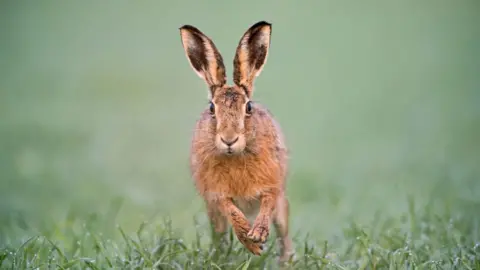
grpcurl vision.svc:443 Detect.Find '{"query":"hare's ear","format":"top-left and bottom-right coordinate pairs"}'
top-left (233, 21), bottom-right (272, 97)
top-left (179, 25), bottom-right (226, 94)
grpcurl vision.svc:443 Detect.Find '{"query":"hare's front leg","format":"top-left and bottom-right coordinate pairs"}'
top-left (216, 198), bottom-right (263, 255)
top-left (247, 190), bottom-right (278, 243)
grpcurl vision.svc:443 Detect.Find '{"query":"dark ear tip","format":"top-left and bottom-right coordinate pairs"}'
top-left (179, 25), bottom-right (201, 33)
top-left (251, 21), bottom-right (272, 29)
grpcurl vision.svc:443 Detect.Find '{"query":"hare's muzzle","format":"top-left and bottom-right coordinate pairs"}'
top-left (220, 136), bottom-right (239, 147)
top-left (215, 133), bottom-right (246, 155)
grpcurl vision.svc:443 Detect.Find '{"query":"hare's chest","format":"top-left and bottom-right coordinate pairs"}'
top-left (194, 152), bottom-right (279, 199)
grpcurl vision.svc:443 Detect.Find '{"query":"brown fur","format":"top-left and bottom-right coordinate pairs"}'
top-left (179, 21), bottom-right (293, 262)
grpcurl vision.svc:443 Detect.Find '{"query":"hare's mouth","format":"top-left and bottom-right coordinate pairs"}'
top-left (222, 147), bottom-right (237, 156)
top-left (220, 146), bottom-right (244, 156)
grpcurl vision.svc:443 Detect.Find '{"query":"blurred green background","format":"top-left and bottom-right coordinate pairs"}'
top-left (1, 1), bottom-right (479, 245)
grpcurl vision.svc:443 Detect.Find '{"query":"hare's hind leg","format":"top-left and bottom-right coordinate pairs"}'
top-left (274, 195), bottom-right (294, 263)
top-left (207, 202), bottom-right (228, 249)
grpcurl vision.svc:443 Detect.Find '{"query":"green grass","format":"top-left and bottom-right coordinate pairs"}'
top-left (1, 196), bottom-right (479, 269)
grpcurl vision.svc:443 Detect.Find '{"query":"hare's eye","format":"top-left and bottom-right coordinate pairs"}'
top-left (246, 101), bottom-right (253, 114)
top-left (209, 102), bottom-right (215, 114)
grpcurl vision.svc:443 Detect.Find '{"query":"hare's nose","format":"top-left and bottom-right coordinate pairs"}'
top-left (221, 136), bottom-right (239, 147)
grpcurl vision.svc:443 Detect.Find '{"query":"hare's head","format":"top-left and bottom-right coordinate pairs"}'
top-left (180, 21), bottom-right (272, 155)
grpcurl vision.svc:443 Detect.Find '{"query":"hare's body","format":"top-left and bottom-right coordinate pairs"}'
top-left (180, 22), bottom-right (293, 262)
top-left (191, 103), bottom-right (287, 200)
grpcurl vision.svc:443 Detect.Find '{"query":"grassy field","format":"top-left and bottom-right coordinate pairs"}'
top-left (1, 196), bottom-right (480, 269)
top-left (1, 1), bottom-right (480, 269)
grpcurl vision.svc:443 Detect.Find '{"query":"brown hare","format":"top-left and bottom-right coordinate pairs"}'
top-left (179, 21), bottom-right (293, 262)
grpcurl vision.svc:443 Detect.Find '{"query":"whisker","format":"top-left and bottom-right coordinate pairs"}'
top-left (199, 146), bottom-right (217, 166)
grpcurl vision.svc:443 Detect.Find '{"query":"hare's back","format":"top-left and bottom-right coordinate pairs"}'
top-left (253, 104), bottom-right (289, 180)
top-left (254, 103), bottom-right (288, 153)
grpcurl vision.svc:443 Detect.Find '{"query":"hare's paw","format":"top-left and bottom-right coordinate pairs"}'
top-left (247, 224), bottom-right (269, 243)
top-left (243, 240), bottom-right (264, 255)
